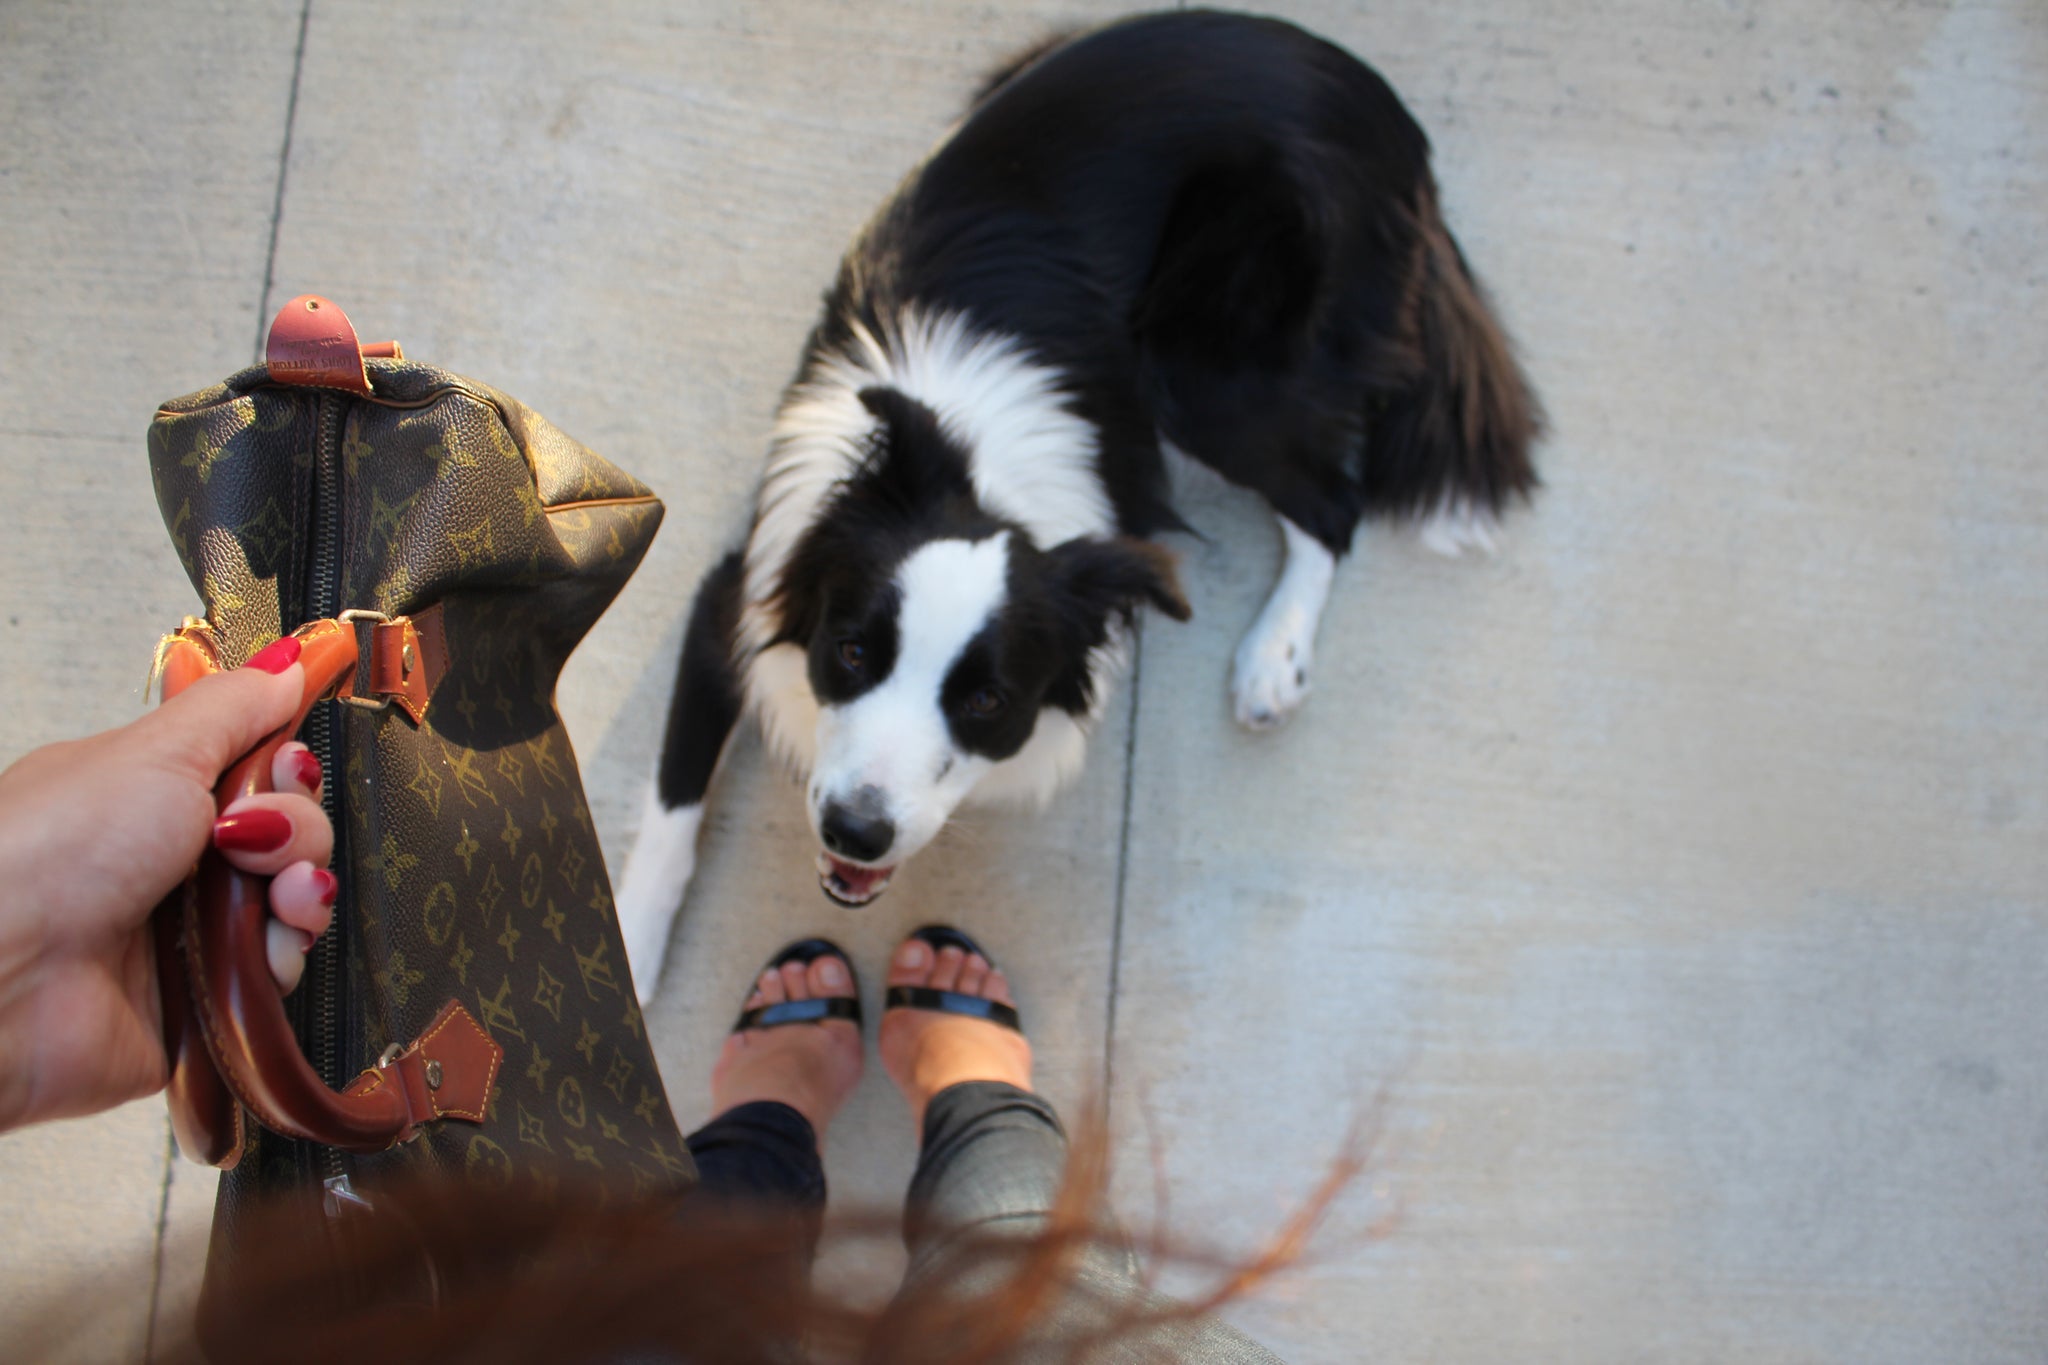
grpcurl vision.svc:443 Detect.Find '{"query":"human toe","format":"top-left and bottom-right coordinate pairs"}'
top-left (809, 952), bottom-right (852, 998)
top-left (928, 944), bottom-right (966, 991)
top-left (955, 952), bottom-right (990, 997)
top-left (889, 935), bottom-right (933, 985)
top-left (982, 967), bottom-right (1015, 1007)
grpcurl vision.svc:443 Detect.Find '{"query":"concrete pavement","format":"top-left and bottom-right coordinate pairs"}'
top-left (2, 2), bottom-right (2043, 1359)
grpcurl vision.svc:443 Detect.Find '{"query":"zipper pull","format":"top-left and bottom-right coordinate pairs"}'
top-left (322, 1172), bottom-right (373, 1218)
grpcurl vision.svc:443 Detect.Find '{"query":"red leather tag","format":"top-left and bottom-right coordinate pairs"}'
top-left (265, 295), bottom-right (402, 395)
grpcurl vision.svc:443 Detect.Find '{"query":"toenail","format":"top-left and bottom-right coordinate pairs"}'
top-left (817, 958), bottom-right (847, 988)
top-left (897, 940), bottom-right (929, 969)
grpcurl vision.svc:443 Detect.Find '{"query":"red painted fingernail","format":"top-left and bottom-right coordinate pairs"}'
top-left (312, 868), bottom-right (339, 906)
top-left (245, 636), bottom-right (302, 674)
top-left (213, 809), bottom-right (292, 853)
top-left (290, 748), bottom-right (323, 793)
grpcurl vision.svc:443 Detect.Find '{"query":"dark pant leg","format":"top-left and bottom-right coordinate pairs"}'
top-left (896, 1081), bottom-right (1287, 1364)
top-left (685, 1100), bottom-right (826, 1212)
top-left (682, 1100), bottom-right (826, 1262)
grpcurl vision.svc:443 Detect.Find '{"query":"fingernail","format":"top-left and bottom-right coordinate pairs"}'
top-left (817, 958), bottom-right (847, 989)
top-left (245, 636), bottom-right (302, 675)
top-left (897, 940), bottom-right (929, 969)
top-left (214, 809), bottom-right (292, 853)
top-left (289, 748), bottom-right (323, 793)
top-left (312, 868), bottom-right (339, 906)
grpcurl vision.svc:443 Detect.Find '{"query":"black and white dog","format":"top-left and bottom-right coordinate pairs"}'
top-left (619, 10), bottom-right (1540, 1001)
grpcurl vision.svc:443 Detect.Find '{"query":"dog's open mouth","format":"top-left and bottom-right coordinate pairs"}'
top-left (817, 852), bottom-right (895, 907)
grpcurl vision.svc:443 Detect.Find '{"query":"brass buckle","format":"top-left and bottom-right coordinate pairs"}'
top-left (336, 608), bottom-right (395, 711)
top-left (374, 1041), bottom-right (438, 1142)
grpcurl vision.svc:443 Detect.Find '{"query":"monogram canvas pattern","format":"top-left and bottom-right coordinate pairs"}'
top-left (150, 361), bottom-right (689, 1222)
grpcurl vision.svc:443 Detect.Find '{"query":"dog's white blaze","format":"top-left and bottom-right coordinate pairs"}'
top-left (738, 308), bottom-right (1112, 660)
top-left (614, 788), bottom-right (703, 1004)
top-left (810, 535), bottom-right (1011, 857)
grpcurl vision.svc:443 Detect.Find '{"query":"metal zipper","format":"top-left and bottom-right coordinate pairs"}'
top-left (304, 392), bottom-right (352, 1202)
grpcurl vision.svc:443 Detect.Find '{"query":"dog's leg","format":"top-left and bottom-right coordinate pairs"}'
top-left (1231, 516), bottom-right (1337, 730)
top-left (617, 552), bottom-right (744, 1004)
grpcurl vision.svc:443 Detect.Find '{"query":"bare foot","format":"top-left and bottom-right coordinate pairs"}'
top-left (879, 932), bottom-right (1034, 1131)
top-left (709, 951), bottom-right (864, 1146)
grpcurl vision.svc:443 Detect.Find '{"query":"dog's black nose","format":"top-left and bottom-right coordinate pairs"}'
top-left (820, 790), bottom-right (895, 864)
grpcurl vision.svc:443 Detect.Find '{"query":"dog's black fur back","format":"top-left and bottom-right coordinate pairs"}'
top-left (821, 9), bottom-right (1539, 554)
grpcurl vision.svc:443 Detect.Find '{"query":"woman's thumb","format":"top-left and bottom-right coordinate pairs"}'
top-left (140, 637), bottom-right (307, 784)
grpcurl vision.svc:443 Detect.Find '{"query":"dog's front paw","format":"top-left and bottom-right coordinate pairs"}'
top-left (1231, 611), bottom-right (1313, 730)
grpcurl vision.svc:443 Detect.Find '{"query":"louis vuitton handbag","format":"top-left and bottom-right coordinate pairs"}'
top-left (146, 296), bottom-right (693, 1313)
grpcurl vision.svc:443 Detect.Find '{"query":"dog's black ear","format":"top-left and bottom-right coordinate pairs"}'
top-left (1045, 536), bottom-right (1193, 627)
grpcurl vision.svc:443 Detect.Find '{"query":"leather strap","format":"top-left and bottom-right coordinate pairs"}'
top-left (264, 295), bottom-right (403, 396)
top-left (153, 617), bottom-right (503, 1165)
top-left (340, 999), bottom-right (503, 1137)
top-left (883, 985), bottom-right (1023, 1034)
top-left (161, 606), bottom-right (448, 726)
top-left (340, 603), bottom-right (448, 724)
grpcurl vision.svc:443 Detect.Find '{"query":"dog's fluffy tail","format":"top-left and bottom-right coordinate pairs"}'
top-left (1372, 185), bottom-right (1542, 551)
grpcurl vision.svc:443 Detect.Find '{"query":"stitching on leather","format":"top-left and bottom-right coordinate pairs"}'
top-left (417, 1004), bottom-right (498, 1122)
top-left (543, 494), bottom-right (661, 515)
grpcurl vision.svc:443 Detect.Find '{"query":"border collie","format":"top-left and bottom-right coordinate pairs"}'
top-left (618, 10), bottom-right (1540, 1001)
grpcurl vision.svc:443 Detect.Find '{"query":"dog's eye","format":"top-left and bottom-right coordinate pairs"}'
top-left (837, 639), bottom-right (866, 672)
top-left (962, 686), bottom-right (1005, 718)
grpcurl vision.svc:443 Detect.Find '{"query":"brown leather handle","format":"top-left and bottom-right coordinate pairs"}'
top-left (158, 619), bottom-right (501, 1164)
top-left (182, 621), bottom-right (423, 1151)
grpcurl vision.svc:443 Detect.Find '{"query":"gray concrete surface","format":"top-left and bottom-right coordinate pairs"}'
top-left (2, 1), bottom-right (2042, 1360)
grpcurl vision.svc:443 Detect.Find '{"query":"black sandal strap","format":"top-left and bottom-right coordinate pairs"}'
top-left (735, 996), bottom-right (863, 1031)
top-left (884, 984), bottom-right (1023, 1035)
top-left (731, 938), bottom-right (863, 1032)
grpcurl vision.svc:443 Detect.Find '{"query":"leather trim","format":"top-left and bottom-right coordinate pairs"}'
top-left (365, 604), bottom-right (447, 724)
top-left (266, 295), bottom-right (374, 396)
top-left (160, 617), bottom-right (503, 1157)
top-left (334, 604), bottom-right (448, 724)
top-left (542, 494), bottom-right (663, 515)
top-left (340, 1001), bottom-right (503, 1140)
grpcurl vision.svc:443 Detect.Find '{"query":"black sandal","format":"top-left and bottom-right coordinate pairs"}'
top-left (732, 938), bottom-right (864, 1031)
top-left (883, 925), bottom-right (1023, 1034)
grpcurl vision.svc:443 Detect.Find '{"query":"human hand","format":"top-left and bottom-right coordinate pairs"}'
top-left (0, 638), bottom-right (337, 1132)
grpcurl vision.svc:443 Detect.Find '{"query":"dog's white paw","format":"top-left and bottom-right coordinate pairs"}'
top-left (1231, 607), bottom-right (1314, 730)
top-left (614, 794), bottom-right (703, 1005)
